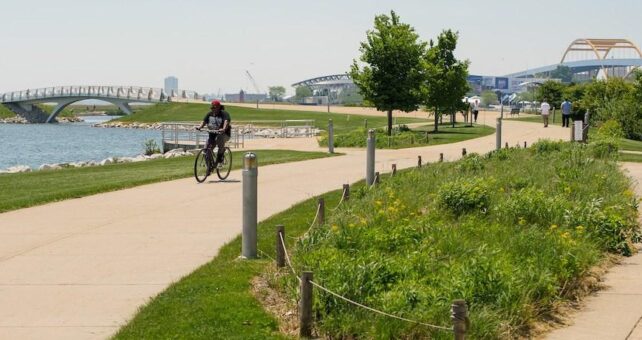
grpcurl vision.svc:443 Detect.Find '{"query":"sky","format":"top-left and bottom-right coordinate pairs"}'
top-left (1, 0), bottom-right (641, 96)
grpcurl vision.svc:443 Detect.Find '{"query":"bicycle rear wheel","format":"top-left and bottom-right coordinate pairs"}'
top-left (216, 147), bottom-right (233, 180)
top-left (194, 149), bottom-right (210, 183)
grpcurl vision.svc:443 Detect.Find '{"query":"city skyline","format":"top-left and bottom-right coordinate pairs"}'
top-left (1, 0), bottom-right (641, 95)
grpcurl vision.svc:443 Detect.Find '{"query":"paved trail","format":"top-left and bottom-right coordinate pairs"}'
top-left (0, 115), bottom-right (620, 340)
top-left (545, 162), bottom-right (642, 340)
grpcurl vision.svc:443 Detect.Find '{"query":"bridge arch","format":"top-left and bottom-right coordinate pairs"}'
top-left (44, 97), bottom-right (134, 123)
top-left (561, 38), bottom-right (642, 79)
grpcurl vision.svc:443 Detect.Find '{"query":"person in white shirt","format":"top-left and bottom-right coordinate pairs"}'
top-left (540, 101), bottom-right (551, 127)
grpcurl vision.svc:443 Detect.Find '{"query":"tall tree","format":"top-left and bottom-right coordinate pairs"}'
top-left (268, 86), bottom-right (286, 102)
top-left (350, 11), bottom-right (426, 136)
top-left (550, 65), bottom-right (574, 83)
top-left (536, 80), bottom-right (565, 109)
top-left (422, 30), bottom-right (470, 131)
top-left (294, 86), bottom-right (313, 100)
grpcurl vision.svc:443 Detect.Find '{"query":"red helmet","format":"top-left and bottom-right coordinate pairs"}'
top-left (211, 100), bottom-right (221, 108)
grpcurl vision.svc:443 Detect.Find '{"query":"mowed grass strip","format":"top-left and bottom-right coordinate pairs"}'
top-left (320, 123), bottom-right (495, 149)
top-left (0, 105), bottom-right (16, 118)
top-left (620, 152), bottom-right (642, 162)
top-left (114, 185), bottom-right (347, 339)
top-left (0, 150), bottom-right (334, 213)
top-left (114, 103), bottom-right (429, 134)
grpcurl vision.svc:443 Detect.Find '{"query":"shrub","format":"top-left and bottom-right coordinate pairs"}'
top-left (143, 139), bottom-right (160, 155)
top-left (456, 153), bottom-right (484, 172)
top-left (589, 139), bottom-right (619, 159)
top-left (437, 177), bottom-right (490, 214)
top-left (532, 140), bottom-right (564, 154)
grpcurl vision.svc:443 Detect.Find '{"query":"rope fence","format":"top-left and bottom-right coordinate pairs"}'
top-left (273, 178), bottom-right (468, 338)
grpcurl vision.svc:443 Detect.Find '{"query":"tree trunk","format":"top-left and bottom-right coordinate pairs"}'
top-left (434, 108), bottom-right (439, 132)
top-left (452, 112), bottom-right (456, 128)
top-left (387, 110), bottom-right (392, 136)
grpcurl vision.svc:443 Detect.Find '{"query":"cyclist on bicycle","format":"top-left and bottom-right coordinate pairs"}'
top-left (196, 100), bottom-right (231, 170)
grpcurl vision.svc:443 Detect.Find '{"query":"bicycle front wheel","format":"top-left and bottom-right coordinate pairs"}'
top-left (216, 147), bottom-right (233, 180)
top-left (194, 149), bottom-right (210, 183)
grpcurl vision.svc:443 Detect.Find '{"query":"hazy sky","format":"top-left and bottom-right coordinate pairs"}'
top-left (1, 0), bottom-right (640, 95)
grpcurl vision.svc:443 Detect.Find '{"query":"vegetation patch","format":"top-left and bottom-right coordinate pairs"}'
top-left (281, 142), bottom-right (639, 339)
top-left (0, 104), bottom-right (16, 119)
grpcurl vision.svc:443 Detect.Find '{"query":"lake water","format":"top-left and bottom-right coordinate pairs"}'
top-left (0, 116), bottom-right (161, 170)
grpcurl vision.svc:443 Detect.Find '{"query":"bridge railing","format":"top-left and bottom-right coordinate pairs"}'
top-left (0, 86), bottom-right (204, 104)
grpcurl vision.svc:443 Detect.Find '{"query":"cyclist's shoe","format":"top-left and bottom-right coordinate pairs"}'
top-left (216, 162), bottom-right (224, 169)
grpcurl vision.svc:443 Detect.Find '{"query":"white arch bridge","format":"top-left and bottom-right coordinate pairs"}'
top-left (0, 85), bottom-right (203, 123)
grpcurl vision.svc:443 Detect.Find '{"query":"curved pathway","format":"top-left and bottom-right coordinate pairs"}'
top-left (0, 117), bottom-right (573, 339)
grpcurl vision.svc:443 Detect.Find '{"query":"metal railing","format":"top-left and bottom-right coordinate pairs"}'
top-left (161, 122), bottom-right (244, 151)
top-left (235, 119), bottom-right (317, 138)
top-left (0, 86), bottom-right (203, 103)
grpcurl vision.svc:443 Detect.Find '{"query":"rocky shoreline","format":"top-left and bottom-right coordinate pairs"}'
top-left (0, 116), bottom-right (84, 124)
top-left (0, 148), bottom-right (194, 174)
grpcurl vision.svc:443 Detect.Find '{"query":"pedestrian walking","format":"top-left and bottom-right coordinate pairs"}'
top-left (472, 99), bottom-right (480, 123)
top-left (561, 99), bottom-right (572, 127)
top-left (540, 101), bottom-right (551, 127)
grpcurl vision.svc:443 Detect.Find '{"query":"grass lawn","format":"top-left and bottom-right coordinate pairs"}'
top-left (0, 104), bottom-right (16, 118)
top-left (114, 103), bottom-right (428, 134)
top-left (0, 150), bottom-right (334, 213)
top-left (115, 185), bottom-right (348, 340)
top-left (320, 123), bottom-right (495, 149)
top-left (114, 142), bottom-right (639, 339)
top-left (620, 152), bottom-right (642, 162)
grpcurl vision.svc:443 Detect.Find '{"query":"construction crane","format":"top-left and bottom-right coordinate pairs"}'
top-left (245, 70), bottom-right (262, 94)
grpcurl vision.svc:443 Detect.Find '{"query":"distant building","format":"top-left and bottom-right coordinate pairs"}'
top-left (164, 76), bottom-right (178, 95)
top-left (224, 89), bottom-right (267, 103)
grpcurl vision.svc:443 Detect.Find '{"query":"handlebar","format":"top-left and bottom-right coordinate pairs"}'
top-left (195, 127), bottom-right (223, 134)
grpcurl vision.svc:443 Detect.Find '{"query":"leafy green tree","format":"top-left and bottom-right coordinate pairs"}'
top-left (480, 90), bottom-right (498, 107)
top-left (350, 11), bottom-right (426, 136)
top-left (268, 86), bottom-right (286, 102)
top-left (550, 65), bottom-right (574, 83)
top-left (294, 86), bottom-right (312, 100)
top-left (536, 80), bottom-right (565, 109)
top-left (422, 30), bottom-right (470, 131)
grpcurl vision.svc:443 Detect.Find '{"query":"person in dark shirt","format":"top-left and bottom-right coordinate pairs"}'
top-left (196, 100), bottom-right (231, 169)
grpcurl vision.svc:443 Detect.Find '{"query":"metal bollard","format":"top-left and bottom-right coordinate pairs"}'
top-left (242, 153), bottom-right (258, 259)
top-left (418, 155), bottom-right (422, 168)
top-left (462, 148), bottom-right (467, 156)
top-left (318, 198), bottom-right (325, 226)
top-left (342, 184), bottom-right (350, 201)
top-left (495, 117), bottom-right (502, 151)
top-left (328, 119), bottom-right (334, 154)
top-left (366, 129), bottom-right (375, 186)
top-left (276, 225), bottom-right (285, 268)
top-left (452, 300), bottom-right (469, 340)
top-left (392, 163), bottom-right (397, 176)
top-left (300, 271), bottom-right (314, 338)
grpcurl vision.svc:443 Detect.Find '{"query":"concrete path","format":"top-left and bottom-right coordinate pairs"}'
top-left (545, 162), bottom-right (642, 340)
top-left (0, 118), bottom-right (568, 339)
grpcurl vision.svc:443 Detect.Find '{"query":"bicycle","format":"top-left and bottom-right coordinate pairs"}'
top-left (193, 129), bottom-right (232, 183)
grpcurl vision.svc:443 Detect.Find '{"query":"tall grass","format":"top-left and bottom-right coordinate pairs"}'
top-left (285, 142), bottom-right (639, 338)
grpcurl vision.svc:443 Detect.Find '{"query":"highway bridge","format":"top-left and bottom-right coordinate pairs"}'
top-left (0, 85), bottom-right (203, 123)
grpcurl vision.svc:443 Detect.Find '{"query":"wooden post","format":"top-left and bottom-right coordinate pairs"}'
top-left (374, 172), bottom-right (380, 185)
top-left (439, 153), bottom-right (444, 162)
top-left (524, 141), bottom-right (527, 148)
top-left (342, 184), bottom-right (350, 201)
top-left (317, 198), bottom-right (325, 226)
top-left (299, 271), bottom-right (314, 338)
top-left (452, 299), bottom-right (468, 340)
top-left (505, 142), bottom-right (509, 149)
top-left (391, 164), bottom-right (397, 176)
top-left (364, 119), bottom-right (368, 130)
top-left (425, 130), bottom-right (429, 143)
top-left (462, 148), bottom-right (467, 156)
top-left (418, 155), bottom-right (422, 168)
top-left (275, 225), bottom-right (285, 268)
